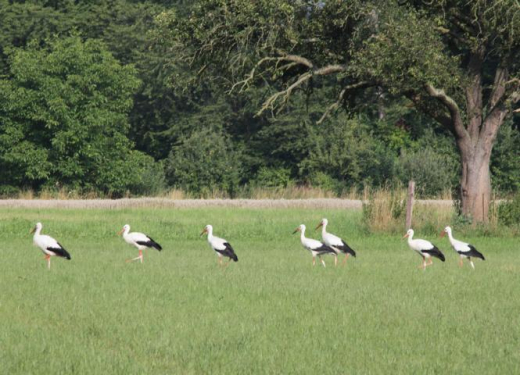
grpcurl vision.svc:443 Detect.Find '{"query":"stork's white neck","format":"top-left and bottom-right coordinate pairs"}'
top-left (34, 227), bottom-right (42, 237)
top-left (446, 230), bottom-right (455, 243)
top-left (407, 232), bottom-right (414, 244)
top-left (206, 227), bottom-right (213, 241)
top-left (321, 223), bottom-right (328, 236)
top-left (300, 227), bottom-right (307, 242)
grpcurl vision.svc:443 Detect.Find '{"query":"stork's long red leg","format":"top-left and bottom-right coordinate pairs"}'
top-left (46, 254), bottom-right (51, 270)
top-left (312, 256), bottom-right (316, 266)
top-left (126, 250), bottom-right (143, 263)
top-left (334, 255), bottom-right (338, 267)
top-left (419, 256), bottom-right (426, 270)
top-left (342, 254), bottom-right (349, 266)
top-left (459, 257), bottom-right (463, 267)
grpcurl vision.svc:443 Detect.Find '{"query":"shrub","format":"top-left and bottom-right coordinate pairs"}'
top-left (253, 167), bottom-right (292, 189)
top-left (396, 147), bottom-right (458, 198)
top-left (498, 195), bottom-right (520, 227)
top-left (165, 128), bottom-right (243, 197)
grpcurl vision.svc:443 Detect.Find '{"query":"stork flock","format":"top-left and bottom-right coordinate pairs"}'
top-left (30, 219), bottom-right (485, 271)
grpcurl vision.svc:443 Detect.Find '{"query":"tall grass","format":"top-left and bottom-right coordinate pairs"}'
top-left (362, 186), bottom-right (517, 236)
top-left (5, 185), bottom-right (454, 200)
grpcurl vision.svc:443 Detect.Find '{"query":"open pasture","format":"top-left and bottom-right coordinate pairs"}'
top-left (0, 207), bottom-right (519, 374)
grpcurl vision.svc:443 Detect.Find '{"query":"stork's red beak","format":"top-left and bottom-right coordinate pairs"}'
top-left (30, 227), bottom-right (36, 234)
top-left (117, 228), bottom-right (124, 236)
top-left (200, 228), bottom-right (207, 237)
top-left (402, 233), bottom-right (409, 238)
top-left (292, 227), bottom-right (300, 234)
top-left (315, 222), bottom-right (323, 230)
top-left (440, 231), bottom-right (446, 238)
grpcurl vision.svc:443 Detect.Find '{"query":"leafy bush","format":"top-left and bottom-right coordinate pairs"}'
top-left (498, 195), bottom-right (520, 227)
top-left (491, 122), bottom-right (520, 193)
top-left (396, 146), bottom-right (458, 197)
top-left (253, 167), bottom-right (292, 188)
top-left (124, 152), bottom-right (166, 196)
top-left (165, 128), bottom-right (243, 197)
top-left (307, 172), bottom-right (342, 194)
top-left (300, 115), bottom-right (397, 188)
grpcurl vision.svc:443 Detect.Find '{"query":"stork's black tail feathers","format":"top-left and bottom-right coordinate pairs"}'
top-left (50, 243), bottom-right (71, 260)
top-left (137, 237), bottom-right (162, 251)
top-left (231, 253), bottom-right (238, 262)
top-left (432, 246), bottom-right (445, 262)
top-left (150, 240), bottom-right (163, 251)
top-left (468, 245), bottom-right (485, 260)
top-left (345, 245), bottom-right (356, 258)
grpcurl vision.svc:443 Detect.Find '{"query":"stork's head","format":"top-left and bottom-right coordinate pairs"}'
top-left (30, 222), bottom-right (42, 234)
top-left (315, 218), bottom-right (328, 230)
top-left (293, 224), bottom-right (305, 234)
top-left (200, 224), bottom-right (212, 237)
top-left (118, 224), bottom-right (130, 236)
top-left (441, 226), bottom-right (452, 237)
top-left (403, 229), bottom-right (414, 239)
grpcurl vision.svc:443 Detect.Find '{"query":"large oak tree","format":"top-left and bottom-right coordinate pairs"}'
top-left (156, 0), bottom-right (520, 222)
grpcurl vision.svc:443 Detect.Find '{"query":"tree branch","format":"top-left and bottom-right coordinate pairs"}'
top-left (256, 63), bottom-right (347, 116)
top-left (317, 81), bottom-right (371, 124)
top-left (424, 83), bottom-right (468, 140)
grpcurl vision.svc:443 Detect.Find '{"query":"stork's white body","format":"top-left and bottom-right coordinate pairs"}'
top-left (443, 226), bottom-right (485, 269)
top-left (123, 231), bottom-right (153, 251)
top-left (119, 224), bottom-right (162, 263)
top-left (201, 225), bottom-right (238, 265)
top-left (33, 233), bottom-right (61, 257)
top-left (31, 222), bottom-right (70, 269)
top-left (318, 218), bottom-right (356, 266)
top-left (295, 224), bottom-right (336, 267)
top-left (206, 228), bottom-right (228, 256)
top-left (404, 229), bottom-right (445, 270)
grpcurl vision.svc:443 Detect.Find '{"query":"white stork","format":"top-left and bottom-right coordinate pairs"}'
top-left (293, 224), bottom-right (337, 267)
top-left (316, 218), bottom-right (356, 266)
top-left (118, 224), bottom-right (162, 263)
top-left (31, 222), bottom-right (71, 270)
top-left (441, 226), bottom-right (485, 269)
top-left (200, 225), bottom-right (238, 266)
top-left (403, 229), bottom-right (445, 270)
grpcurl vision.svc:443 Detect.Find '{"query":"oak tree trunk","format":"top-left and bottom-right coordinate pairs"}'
top-left (459, 144), bottom-right (492, 222)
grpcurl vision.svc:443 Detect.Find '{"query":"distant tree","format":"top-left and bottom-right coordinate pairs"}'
top-left (157, 0), bottom-right (520, 221)
top-left (0, 36), bottom-right (147, 195)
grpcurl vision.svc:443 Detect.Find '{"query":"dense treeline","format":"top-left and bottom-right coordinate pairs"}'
top-left (0, 0), bottom-right (518, 199)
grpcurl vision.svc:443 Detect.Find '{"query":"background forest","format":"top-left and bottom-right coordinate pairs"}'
top-left (0, 0), bottom-right (518, 199)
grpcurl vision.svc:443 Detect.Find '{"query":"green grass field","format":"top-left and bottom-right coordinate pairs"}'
top-left (0, 207), bottom-right (519, 374)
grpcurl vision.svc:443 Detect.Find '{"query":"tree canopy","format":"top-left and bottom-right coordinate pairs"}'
top-left (0, 0), bottom-right (518, 210)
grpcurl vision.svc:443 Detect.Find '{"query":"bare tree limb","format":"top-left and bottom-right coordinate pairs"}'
top-left (256, 63), bottom-right (347, 116)
top-left (424, 83), bottom-right (468, 140)
top-left (317, 81), bottom-right (371, 124)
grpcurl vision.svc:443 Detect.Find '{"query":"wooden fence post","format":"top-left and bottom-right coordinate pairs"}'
top-left (405, 180), bottom-right (415, 230)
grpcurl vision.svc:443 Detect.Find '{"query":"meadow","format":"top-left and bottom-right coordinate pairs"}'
top-left (0, 207), bottom-right (518, 374)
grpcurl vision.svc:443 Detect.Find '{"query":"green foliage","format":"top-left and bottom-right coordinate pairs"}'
top-left (498, 195), bottom-right (520, 227)
top-left (301, 115), bottom-right (396, 188)
top-left (396, 147), bottom-right (458, 198)
top-left (0, 0), bottom-right (519, 198)
top-left (491, 122), bottom-right (520, 193)
top-left (165, 128), bottom-right (243, 197)
top-left (0, 35), bottom-right (143, 194)
top-left (253, 167), bottom-right (292, 189)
